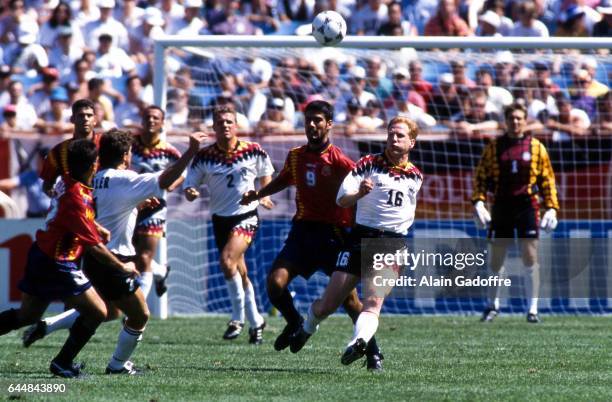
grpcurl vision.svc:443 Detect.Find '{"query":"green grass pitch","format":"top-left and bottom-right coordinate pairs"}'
top-left (1, 315), bottom-right (611, 401)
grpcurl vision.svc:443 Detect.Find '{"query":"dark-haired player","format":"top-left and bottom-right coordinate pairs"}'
top-left (0, 139), bottom-right (136, 378)
top-left (473, 102), bottom-right (559, 323)
top-left (184, 106), bottom-right (273, 344)
top-left (241, 100), bottom-right (384, 370)
top-left (289, 116), bottom-right (422, 368)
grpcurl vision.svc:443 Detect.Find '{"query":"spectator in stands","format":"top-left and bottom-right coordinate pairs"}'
top-left (169, 0), bottom-right (205, 34)
top-left (512, 78), bottom-right (551, 124)
top-left (476, 68), bottom-right (513, 115)
top-left (351, 0), bottom-right (388, 35)
top-left (449, 88), bottom-right (501, 136)
top-left (129, 7), bottom-right (165, 61)
top-left (83, 0), bottom-right (129, 51)
top-left (510, 1), bottom-right (549, 37)
top-left (278, 56), bottom-right (315, 109)
top-left (0, 146), bottom-right (51, 217)
top-left (318, 58), bottom-right (350, 120)
top-left (0, 65), bottom-right (12, 108)
top-left (49, 26), bottom-right (83, 80)
top-left (408, 60), bottom-right (433, 102)
top-left (392, 83), bottom-right (437, 128)
top-left (115, 0), bottom-right (145, 32)
top-left (359, 99), bottom-right (385, 129)
top-left (166, 87), bottom-right (190, 129)
top-left (244, 0), bottom-right (280, 34)
top-left (172, 66), bottom-right (205, 122)
top-left (93, 99), bottom-right (115, 130)
top-left (391, 67), bottom-right (427, 111)
top-left (593, 4), bottom-right (612, 36)
top-left (427, 73), bottom-right (461, 122)
top-left (345, 65), bottom-right (376, 109)
top-left (424, 0), bottom-right (472, 36)
top-left (546, 95), bottom-right (590, 140)
top-left (0, 104), bottom-right (18, 136)
top-left (555, 5), bottom-right (588, 36)
top-left (494, 51), bottom-right (516, 89)
top-left (342, 96), bottom-right (366, 135)
top-left (7, 80), bottom-right (37, 130)
top-left (378, 1), bottom-right (417, 36)
top-left (482, 0), bottom-right (513, 36)
top-left (68, 59), bottom-right (93, 99)
top-left (72, 0), bottom-right (101, 28)
top-left (0, 0), bottom-right (30, 45)
top-left (476, 10), bottom-right (502, 36)
top-left (451, 60), bottom-right (475, 94)
top-left (38, 2), bottom-right (85, 49)
top-left (592, 91), bottom-right (612, 135)
top-left (256, 96), bottom-right (293, 134)
top-left (88, 77), bottom-right (114, 123)
top-left (278, 0), bottom-right (315, 23)
top-left (364, 56), bottom-right (393, 102)
top-left (247, 70), bottom-right (295, 127)
top-left (35, 86), bottom-right (73, 135)
top-left (27, 68), bottom-right (60, 120)
top-left (93, 32), bottom-right (136, 80)
top-left (570, 69), bottom-right (597, 120)
top-left (160, 0), bottom-right (185, 27)
top-left (205, 92), bottom-right (250, 130)
top-left (5, 22), bottom-right (49, 75)
top-left (580, 57), bottom-right (609, 98)
top-left (114, 75), bottom-right (147, 127)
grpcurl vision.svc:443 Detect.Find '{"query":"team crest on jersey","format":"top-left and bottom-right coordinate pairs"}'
top-left (321, 165), bottom-right (332, 176)
top-left (522, 152), bottom-right (531, 161)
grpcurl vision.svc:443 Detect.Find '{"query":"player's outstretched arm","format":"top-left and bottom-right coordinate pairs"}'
top-left (337, 178), bottom-right (373, 208)
top-left (257, 175), bottom-right (275, 209)
top-left (158, 132), bottom-right (207, 190)
top-left (87, 243), bottom-right (138, 276)
top-left (241, 174), bottom-right (289, 205)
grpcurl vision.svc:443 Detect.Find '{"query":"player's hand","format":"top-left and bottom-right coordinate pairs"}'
top-left (358, 178), bottom-right (374, 197)
top-left (259, 196), bottom-right (274, 210)
top-left (96, 224), bottom-right (111, 244)
top-left (138, 197), bottom-right (160, 210)
top-left (241, 190), bottom-right (258, 205)
top-left (122, 261), bottom-right (139, 277)
top-left (473, 201), bottom-right (491, 229)
top-left (188, 131), bottom-right (208, 151)
top-left (540, 208), bottom-right (558, 233)
top-left (184, 187), bottom-right (200, 201)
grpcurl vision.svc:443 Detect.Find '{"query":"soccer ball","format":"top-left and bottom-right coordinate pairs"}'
top-left (312, 11), bottom-right (347, 46)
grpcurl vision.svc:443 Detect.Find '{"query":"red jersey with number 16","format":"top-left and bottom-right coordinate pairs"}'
top-left (275, 143), bottom-right (354, 227)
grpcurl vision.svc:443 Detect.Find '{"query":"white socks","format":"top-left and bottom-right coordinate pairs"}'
top-left (44, 309), bottom-right (79, 335)
top-left (303, 304), bottom-right (322, 335)
top-left (524, 263), bottom-right (540, 315)
top-left (488, 266), bottom-right (505, 310)
top-left (244, 283), bottom-right (264, 328)
top-left (139, 272), bottom-right (153, 298)
top-left (349, 311), bottom-right (378, 346)
top-left (151, 259), bottom-right (167, 280)
top-left (108, 325), bottom-right (143, 371)
top-left (226, 273), bottom-right (245, 323)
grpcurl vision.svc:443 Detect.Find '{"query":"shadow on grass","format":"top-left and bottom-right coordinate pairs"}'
top-left (171, 365), bottom-right (336, 375)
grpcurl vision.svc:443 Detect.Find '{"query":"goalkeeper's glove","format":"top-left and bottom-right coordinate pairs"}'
top-left (540, 208), bottom-right (558, 233)
top-left (473, 201), bottom-right (491, 229)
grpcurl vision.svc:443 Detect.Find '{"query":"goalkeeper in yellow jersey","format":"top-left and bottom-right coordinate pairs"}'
top-left (472, 102), bottom-right (559, 323)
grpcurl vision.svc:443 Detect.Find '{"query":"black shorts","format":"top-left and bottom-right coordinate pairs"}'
top-left (334, 225), bottom-right (406, 278)
top-left (83, 253), bottom-right (140, 301)
top-left (489, 196), bottom-right (540, 239)
top-left (18, 243), bottom-right (91, 302)
top-left (274, 220), bottom-right (349, 279)
top-left (212, 209), bottom-right (259, 252)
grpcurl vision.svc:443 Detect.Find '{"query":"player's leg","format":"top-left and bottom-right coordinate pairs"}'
top-left (342, 294), bottom-right (385, 366)
top-left (133, 233), bottom-right (158, 298)
top-left (237, 255), bottom-right (266, 344)
top-left (521, 238), bottom-right (540, 322)
top-left (105, 288), bottom-right (149, 374)
top-left (50, 287), bottom-right (107, 378)
top-left (0, 293), bottom-right (49, 336)
top-left (341, 289), bottom-right (383, 371)
top-left (481, 237), bottom-right (510, 321)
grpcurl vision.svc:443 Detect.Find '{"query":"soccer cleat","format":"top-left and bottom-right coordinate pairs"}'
top-left (248, 321), bottom-right (266, 345)
top-left (341, 338), bottom-right (367, 366)
top-left (365, 352), bottom-right (384, 372)
top-left (222, 320), bottom-right (244, 340)
top-left (22, 320), bottom-right (47, 348)
top-left (274, 318), bottom-right (304, 351)
top-left (155, 265), bottom-right (171, 297)
top-left (50, 360), bottom-right (85, 378)
top-left (106, 361), bottom-right (143, 375)
top-left (288, 327), bottom-right (312, 353)
top-left (527, 313), bottom-right (540, 323)
top-left (480, 307), bottom-right (499, 322)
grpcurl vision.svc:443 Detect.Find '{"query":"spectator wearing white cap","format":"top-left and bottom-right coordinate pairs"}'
top-left (256, 96), bottom-right (293, 134)
top-left (83, 0), bottom-right (130, 51)
top-left (5, 23), bottom-right (49, 76)
top-left (593, 3), bottom-right (612, 36)
top-left (476, 10), bottom-right (502, 36)
top-left (168, 0), bottom-right (205, 35)
top-left (49, 25), bottom-right (83, 80)
top-left (130, 7), bottom-right (165, 59)
top-left (247, 70), bottom-right (295, 127)
top-left (344, 65), bottom-right (376, 109)
top-left (114, 0), bottom-right (145, 33)
top-left (93, 31), bottom-right (136, 79)
top-left (482, 0), bottom-right (513, 36)
top-left (427, 73), bottom-right (461, 122)
top-left (158, 0), bottom-right (184, 28)
top-left (391, 67), bottom-right (427, 111)
top-left (38, 2), bottom-right (86, 50)
top-left (580, 57), bottom-right (609, 98)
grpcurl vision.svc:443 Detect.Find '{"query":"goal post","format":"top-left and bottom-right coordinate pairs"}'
top-left (152, 35), bottom-right (612, 317)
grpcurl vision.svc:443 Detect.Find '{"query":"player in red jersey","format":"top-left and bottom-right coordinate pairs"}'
top-left (0, 139), bottom-right (136, 378)
top-left (40, 99), bottom-right (100, 197)
top-left (241, 100), bottom-right (384, 370)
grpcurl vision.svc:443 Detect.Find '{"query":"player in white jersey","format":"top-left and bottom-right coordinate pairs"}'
top-left (289, 117), bottom-right (423, 367)
top-left (22, 129), bottom-right (206, 374)
top-left (184, 106), bottom-right (274, 344)
top-left (131, 106), bottom-right (182, 297)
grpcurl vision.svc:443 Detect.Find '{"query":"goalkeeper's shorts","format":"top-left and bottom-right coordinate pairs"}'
top-left (212, 209), bottom-right (259, 251)
top-left (489, 196), bottom-right (539, 239)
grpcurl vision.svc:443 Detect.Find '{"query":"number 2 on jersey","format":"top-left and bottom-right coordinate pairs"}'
top-left (226, 174), bottom-right (234, 188)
